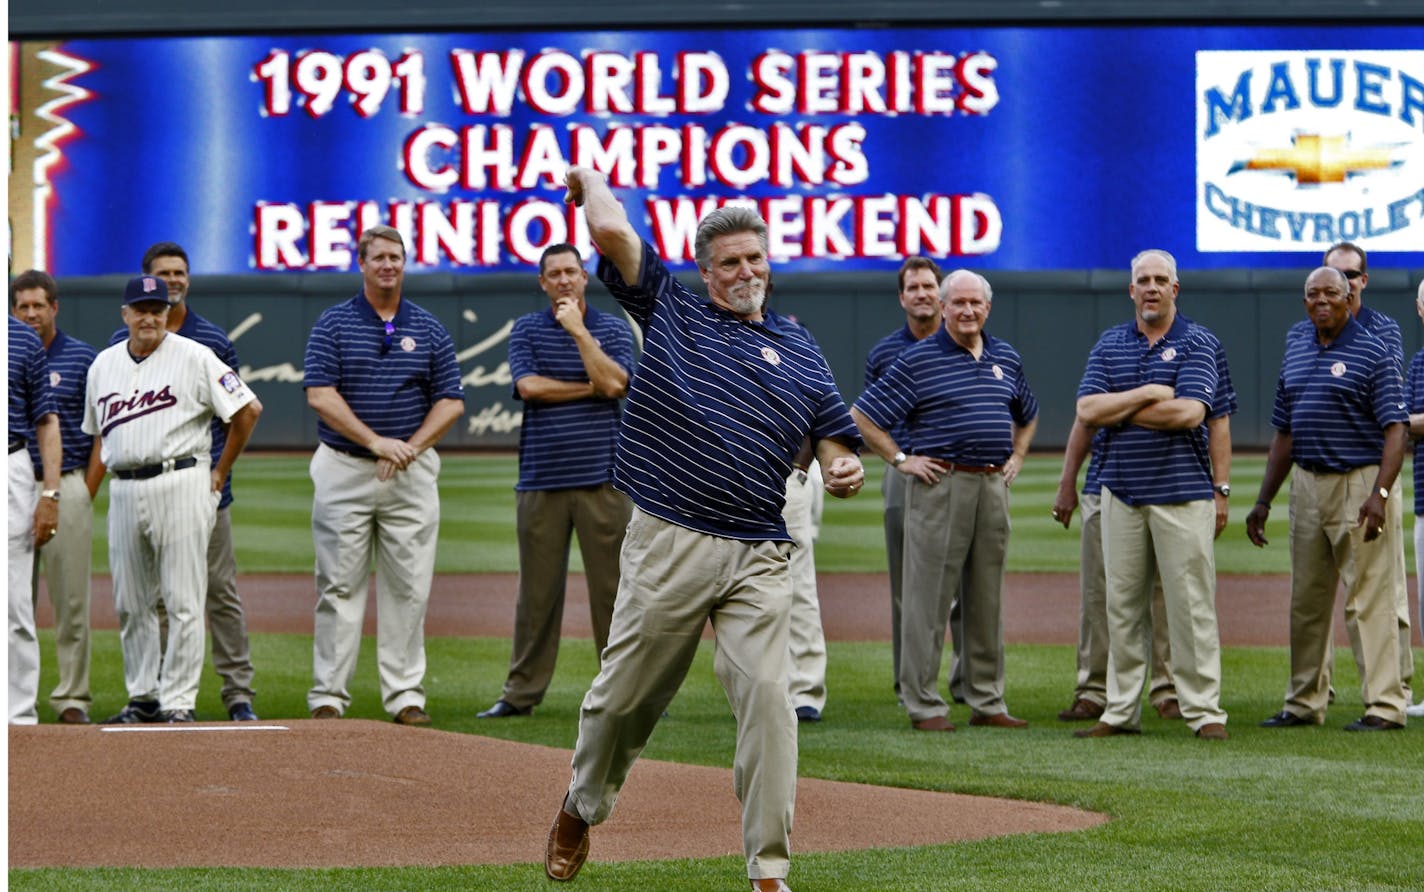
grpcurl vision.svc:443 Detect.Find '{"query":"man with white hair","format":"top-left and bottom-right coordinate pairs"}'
top-left (853, 269), bottom-right (1038, 732)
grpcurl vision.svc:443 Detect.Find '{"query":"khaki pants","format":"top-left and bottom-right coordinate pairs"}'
top-left (309, 444), bottom-right (440, 717)
top-left (1283, 467), bottom-right (1407, 725)
top-left (1100, 490), bottom-right (1225, 732)
top-left (882, 466), bottom-right (905, 690)
top-left (31, 468), bottom-right (92, 715)
top-left (1074, 492), bottom-right (1175, 708)
top-left (501, 483), bottom-right (629, 709)
top-left (567, 508), bottom-right (797, 881)
top-left (899, 470), bottom-right (1011, 720)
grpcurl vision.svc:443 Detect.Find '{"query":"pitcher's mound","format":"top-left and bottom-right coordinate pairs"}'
top-left (9, 721), bottom-right (1105, 868)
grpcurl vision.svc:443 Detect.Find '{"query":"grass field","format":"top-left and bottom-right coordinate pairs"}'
top-left (13, 453), bottom-right (1424, 890)
top-left (79, 453), bottom-right (1422, 575)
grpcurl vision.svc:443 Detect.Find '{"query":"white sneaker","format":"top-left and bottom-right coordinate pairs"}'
top-left (1406, 701), bottom-right (1424, 718)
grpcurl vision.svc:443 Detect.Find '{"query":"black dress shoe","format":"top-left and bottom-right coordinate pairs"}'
top-left (477, 699), bottom-right (532, 719)
top-left (1259, 710), bottom-right (1313, 728)
top-left (1343, 714), bottom-right (1404, 732)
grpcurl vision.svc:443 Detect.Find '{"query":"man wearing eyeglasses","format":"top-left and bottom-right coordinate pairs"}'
top-left (1249, 267), bottom-right (1409, 731)
top-left (303, 225), bottom-right (465, 726)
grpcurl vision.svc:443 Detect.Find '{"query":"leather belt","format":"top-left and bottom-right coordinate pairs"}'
top-left (945, 462), bottom-right (1002, 475)
top-left (326, 443), bottom-right (377, 461)
top-left (9, 438), bottom-right (25, 454)
top-left (112, 456), bottom-right (199, 480)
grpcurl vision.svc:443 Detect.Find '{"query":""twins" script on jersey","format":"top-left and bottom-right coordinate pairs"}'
top-left (96, 386), bottom-right (179, 435)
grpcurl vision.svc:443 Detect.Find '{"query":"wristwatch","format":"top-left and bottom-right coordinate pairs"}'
top-left (40, 489), bottom-right (60, 502)
top-left (1213, 483), bottom-right (1230, 498)
top-left (1379, 486), bottom-right (1390, 500)
top-left (892, 451), bottom-right (908, 467)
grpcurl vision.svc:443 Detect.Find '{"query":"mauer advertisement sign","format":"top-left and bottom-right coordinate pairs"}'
top-left (10, 24), bottom-right (1422, 278)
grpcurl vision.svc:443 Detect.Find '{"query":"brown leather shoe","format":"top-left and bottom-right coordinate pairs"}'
top-left (545, 799), bottom-right (591, 881)
top-left (1073, 721), bottom-right (1139, 738)
top-left (1343, 714), bottom-right (1404, 732)
top-left (751, 879), bottom-right (792, 891)
top-left (1195, 722), bottom-right (1229, 740)
top-left (394, 705), bottom-right (432, 726)
top-left (57, 707), bottom-right (90, 725)
top-left (1057, 698), bottom-right (1104, 722)
top-left (1154, 698), bottom-right (1183, 720)
top-left (310, 705), bottom-right (340, 719)
top-left (911, 715), bottom-right (956, 732)
top-left (970, 712), bottom-right (1028, 728)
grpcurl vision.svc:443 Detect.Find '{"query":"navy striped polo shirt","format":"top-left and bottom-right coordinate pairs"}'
top-left (1081, 313), bottom-right (1238, 498)
top-left (26, 330), bottom-right (96, 475)
top-left (8, 317), bottom-right (55, 446)
top-left (304, 293), bottom-right (465, 455)
top-left (510, 304), bottom-right (635, 491)
top-left (864, 325), bottom-right (921, 449)
top-left (1408, 346), bottom-right (1424, 514)
top-left (1272, 317), bottom-right (1407, 473)
top-left (111, 310), bottom-right (244, 507)
top-left (597, 241), bottom-right (861, 542)
top-left (1290, 304), bottom-right (1403, 376)
top-left (1078, 315), bottom-right (1227, 506)
top-left (855, 327), bottom-right (1038, 465)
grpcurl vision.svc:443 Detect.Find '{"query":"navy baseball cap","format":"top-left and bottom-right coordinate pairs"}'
top-left (122, 275), bottom-right (169, 306)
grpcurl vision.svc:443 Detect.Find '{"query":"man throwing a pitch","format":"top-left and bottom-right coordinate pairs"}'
top-left (544, 168), bottom-right (864, 892)
top-left (87, 276), bottom-right (262, 723)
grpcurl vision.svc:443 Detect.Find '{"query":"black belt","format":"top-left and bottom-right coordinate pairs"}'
top-left (326, 443), bottom-right (376, 461)
top-left (9, 438), bottom-right (25, 454)
top-left (112, 457), bottom-right (199, 480)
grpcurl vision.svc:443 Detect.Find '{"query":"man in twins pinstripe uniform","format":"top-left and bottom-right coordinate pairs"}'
top-left (88, 276), bottom-right (263, 724)
top-left (11, 270), bottom-right (98, 724)
top-left (854, 269), bottom-right (1039, 733)
top-left (479, 243), bottom-right (634, 720)
top-left (8, 314), bottom-right (61, 725)
top-left (106, 243), bottom-right (263, 722)
top-left (304, 225), bottom-right (465, 726)
top-left (1249, 266), bottom-right (1409, 731)
top-left (546, 169), bottom-right (864, 892)
top-left (1074, 250), bottom-right (1233, 741)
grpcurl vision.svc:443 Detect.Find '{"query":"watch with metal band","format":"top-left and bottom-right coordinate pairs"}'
top-left (892, 451), bottom-right (907, 467)
top-left (40, 489), bottom-right (60, 502)
top-left (1213, 483), bottom-right (1230, 498)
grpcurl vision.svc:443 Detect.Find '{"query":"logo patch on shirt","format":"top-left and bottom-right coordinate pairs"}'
top-left (219, 371), bottom-right (244, 393)
top-left (760, 346), bottom-right (781, 366)
top-left (49, 371), bottom-right (61, 388)
top-left (400, 336), bottom-right (417, 352)
top-left (991, 364), bottom-right (1004, 380)
top-left (1161, 347), bottom-right (1178, 362)
top-left (1330, 362), bottom-right (1347, 377)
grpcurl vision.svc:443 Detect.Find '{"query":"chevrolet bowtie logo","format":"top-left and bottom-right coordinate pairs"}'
top-left (1228, 133), bottom-right (1400, 185)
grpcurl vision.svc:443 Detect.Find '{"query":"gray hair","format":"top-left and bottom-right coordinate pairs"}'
top-left (693, 207), bottom-right (768, 270)
top-left (1130, 249), bottom-right (1178, 283)
top-left (941, 268), bottom-right (992, 303)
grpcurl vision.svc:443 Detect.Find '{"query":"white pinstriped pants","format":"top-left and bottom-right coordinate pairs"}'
top-left (108, 463), bottom-right (217, 711)
top-left (9, 448), bottom-right (40, 724)
top-left (783, 462), bottom-right (827, 712)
